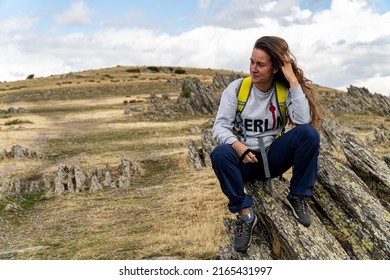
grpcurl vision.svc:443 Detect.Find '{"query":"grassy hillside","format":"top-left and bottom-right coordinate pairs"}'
top-left (0, 66), bottom-right (237, 259)
top-left (0, 66), bottom-right (388, 259)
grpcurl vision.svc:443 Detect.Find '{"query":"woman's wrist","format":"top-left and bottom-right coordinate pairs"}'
top-left (289, 79), bottom-right (299, 89)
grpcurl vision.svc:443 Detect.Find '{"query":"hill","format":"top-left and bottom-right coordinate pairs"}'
top-left (0, 66), bottom-right (389, 259)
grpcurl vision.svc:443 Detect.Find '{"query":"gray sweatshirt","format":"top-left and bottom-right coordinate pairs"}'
top-left (212, 78), bottom-right (311, 151)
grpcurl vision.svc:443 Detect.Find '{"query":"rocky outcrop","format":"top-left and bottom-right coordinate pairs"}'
top-left (0, 107), bottom-right (28, 115)
top-left (176, 73), bottom-right (242, 115)
top-left (315, 150), bottom-right (390, 259)
top-left (181, 80), bottom-right (390, 259)
top-left (343, 136), bottom-right (390, 204)
top-left (188, 121), bottom-right (390, 259)
top-left (188, 140), bottom-right (204, 170)
top-left (136, 73), bottom-right (242, 120)
top-left (247, 180), bottom-right (349, 260)
top-left (187, 130), bottom-right (217, 169)
top-left (0, 145), bottom-right (45, 160)
top-left (189, 111), bottom-right (390, 259)
top-left (321, 85), bottom-right (390, 116)
top-left (0, 155), bottom-right (141, 196)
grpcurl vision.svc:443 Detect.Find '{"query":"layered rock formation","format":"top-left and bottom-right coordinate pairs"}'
top-left (0, 155), bottom-right (141, 198)
top-left (184, 75), bottom-right (390, 260)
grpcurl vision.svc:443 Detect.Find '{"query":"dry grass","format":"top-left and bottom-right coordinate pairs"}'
top-left (0, 66), bottom-right (232, 260)
top-left (2, 171), bottom-right (228, 260)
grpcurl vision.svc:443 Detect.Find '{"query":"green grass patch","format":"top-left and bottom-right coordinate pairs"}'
top-left (0, 193), bottom-right (42, 212)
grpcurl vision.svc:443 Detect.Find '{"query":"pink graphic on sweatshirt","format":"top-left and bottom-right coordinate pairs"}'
top-left (269, 100), bottom-right (276, 129)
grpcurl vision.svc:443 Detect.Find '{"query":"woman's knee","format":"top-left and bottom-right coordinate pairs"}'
top-left (210, 144), bottom-right (237, 165)
top-left (296, 124), bottom-right (320, 143)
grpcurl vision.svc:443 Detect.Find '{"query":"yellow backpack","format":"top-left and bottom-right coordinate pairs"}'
top-left (236, 77), bottom-right (287, 126)
top-left (234, 77), bottom-right (288, 139)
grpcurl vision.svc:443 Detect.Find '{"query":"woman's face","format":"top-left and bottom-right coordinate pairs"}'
top-left (249, 48), bottom-right (277, 90)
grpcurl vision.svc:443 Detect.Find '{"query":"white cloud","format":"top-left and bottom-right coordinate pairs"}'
top-left (55, 1), bottom-right (94, 25)
top-left (0, 14), bottom-right (40, 34)
top-left (0, 0), bottom-right (389, 96)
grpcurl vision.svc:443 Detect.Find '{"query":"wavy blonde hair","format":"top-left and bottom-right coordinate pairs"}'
top-left (254, 36), bottom-right (321, 130)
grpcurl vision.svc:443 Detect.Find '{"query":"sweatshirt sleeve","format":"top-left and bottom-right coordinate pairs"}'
top-left (287, 84), bottom-right (312, 124)
top-left (212, 79), bottom-right (242, 145)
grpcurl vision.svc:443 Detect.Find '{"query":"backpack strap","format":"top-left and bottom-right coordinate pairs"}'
top-left (275, 81), bottom-right (288, 138)
top-left (233, 77), bottom-right (252, 139)
top-left (236, 77), bottom-right (252, 113)
top-left (275, 81), bottom-right (287, 126)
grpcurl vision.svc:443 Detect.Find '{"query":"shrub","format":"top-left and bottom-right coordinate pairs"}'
top-left (125, 68), bottom-right (141, 73)
top-left (174, 68), bottom-right (186, 75)
top-left (181, 89), bottom-right (191, 98)
top-left (26, 74), bottom-right (34, 80)
top-left (147, 66), bottom-right (160, 72)
top-left (5, 119), bottom-right (33, 126)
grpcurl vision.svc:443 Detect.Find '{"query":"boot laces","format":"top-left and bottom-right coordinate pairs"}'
top-left (297, 197), bottom-right (308, 214)
top-left (236, 219), bottom-right (250, 237)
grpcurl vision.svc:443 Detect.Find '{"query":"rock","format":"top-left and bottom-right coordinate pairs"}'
top-left (179, 77), bottom-right (218, 115)
top-left (0, 246), bottom-right (50, 259)
top-left (89, 175), bottom-right (103, 192)
top-left (54, 164), bottom-right (68, 195)
top-left (319, 85), bottom-right (390, 116)
top-left (0, 177), bottom-right (11, 193)
top-left (29, 181), bottom-right (40, 193)
top-left (342, 135), bottom-right (390, 209)
top-left (120, 155), bottom-right (131, 177)
top-left (245, 180), bottom-right (349, 260)
top-left (0, 145), bottom-right (45, 161)
top-left (118, 176), bottom-right (131, 188)
top-left (42, 175), bottom-right (52, 191)
top-left (319, 120), bottom-right (344, 151)
top-left (200, 130), bottom-right (217, 168)
top-left (124, 107), bottom-right (142, 114)
top-left (0, 156), bottom-right (141, 196)
top-left (102, 170), bottom-right (112, 187)
top-left (161, 92), bottom-right (171, 100)
top-left (119, 155), bottom-right (141, 177)
top-left (4, 202), bottom-right (23, 212)
top-left (67, 176), bottom-right (75, 193)
top-left (385, 156), bottom-right (390, 168)
top-left (188, 140), bottom-right (204, 169)
top-left (374, 125), bottom-right (390, 144)
top-left (176, 73), bottom-right (242, 115)
top-left (1, 149), bottom-right (8, 159)
top-left (187, 130), bottom-right (217, 169)
top-left (10, 145), bottom-right (27, 160)
top-left (13, 179), bottom-right (22, 194)
top-left (316, 151), bottom-right (390, 259)
top-left (74, 165), bottom-right (86, 192)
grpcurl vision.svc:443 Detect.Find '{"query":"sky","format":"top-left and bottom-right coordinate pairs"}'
top-left (0, 0), bottom-right (389, 96)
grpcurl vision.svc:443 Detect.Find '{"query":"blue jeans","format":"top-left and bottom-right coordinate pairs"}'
top-left (210, 124), bottom-right (320, 213)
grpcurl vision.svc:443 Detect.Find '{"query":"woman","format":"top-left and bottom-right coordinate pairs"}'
top-left (211, 36), bottom-right (320, 253)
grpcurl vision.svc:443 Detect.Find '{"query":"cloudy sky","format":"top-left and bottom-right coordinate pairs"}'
top-left (1, 0), bottom-right (389, 95)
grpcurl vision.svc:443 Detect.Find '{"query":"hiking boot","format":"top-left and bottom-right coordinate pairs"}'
top-left (233, 208), bottom-right (258, 252)
top-left (283, 194), bottom-right (311, 227)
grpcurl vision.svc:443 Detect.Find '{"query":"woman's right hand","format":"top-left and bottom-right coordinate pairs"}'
top-left (281, 55), bottom-right (299, 89)
top-left (231, 141), bottom-right (258, 163)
